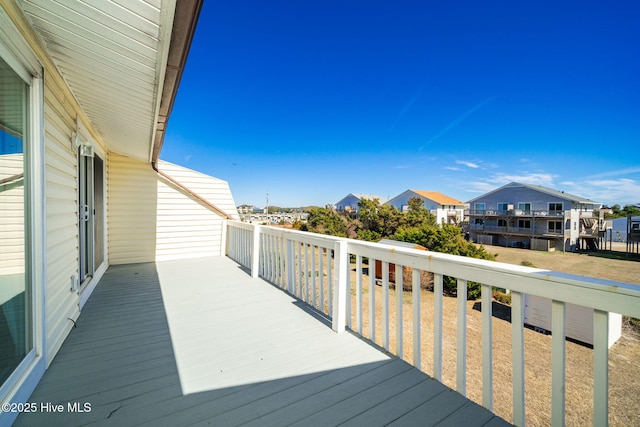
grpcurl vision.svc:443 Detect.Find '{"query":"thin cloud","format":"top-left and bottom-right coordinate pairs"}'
top-left (456, 160), bottom-right (479, 169)
top-left (424, 96), bottom-right (497, 145)
top-left (388, 86), bottom-right (425, 133)
top-left (586, 167), bottom-right (640, 180)
top-left (579, 178), bottom-right (640, 205)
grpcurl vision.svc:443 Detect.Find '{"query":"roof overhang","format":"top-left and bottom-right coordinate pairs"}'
top-left (18, 0), bottom-right (202, 163)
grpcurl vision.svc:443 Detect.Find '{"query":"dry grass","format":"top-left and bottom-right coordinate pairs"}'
top-left (343, 245), bottom-right (640, 426)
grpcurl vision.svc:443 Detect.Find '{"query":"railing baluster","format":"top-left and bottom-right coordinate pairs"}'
top-left (511, 290), bottom-right (526, 426)
top-left (264, 233), bottom-right (270, 280)
top-left (319, 246), bottom-right (325, 312)
top-left (312, 244), bottom-right (317, 309)
top-left (298, 242), bottom-right (303, 299)
top-left (327, 248), bottom-right (333, 316)
top-left (279, 233), bottom-right (285, 287)
top-left (594, 309), bottom-right (609, 427)
top-left (457, 278), bottom-right (467, 396)
top-left (382, 261), bottom-right (389, 351)
top-left (356, 255), bottom-right (363, 335)
top-left (304, 244), bottom-right (310, 303)
top-left (369, 258), bottom-right (376, 343)
top-left (481, 283), bottom-right (493, 412)
top-left (551, 300), bottom-right (566, 427)
top-left (434, 273), bottom-right (443, 381)
top-left (287, 239), bottom-right (294, 294)
top-left (412, 268), bottom-right (421, 370)
top-left (396, 264), bottom-right (403, 358)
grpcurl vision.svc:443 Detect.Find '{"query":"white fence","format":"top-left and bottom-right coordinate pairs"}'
top-left (225, 221), bottom-right (640, 426)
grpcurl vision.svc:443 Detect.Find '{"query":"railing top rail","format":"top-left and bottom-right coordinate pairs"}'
top-left (346, 239), bottom-right (640, 317)
top-left (228, 220), bottom-right (256, 231)
top-left (229, 222), bottom-right (640, 318)
top-left (229, 220), bottom-right (342, 247)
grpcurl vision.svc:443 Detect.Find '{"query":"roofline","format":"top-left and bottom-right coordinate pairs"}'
top-left (466, 182), bottom-right (601, 205)
top-left (151, 0), bottom-right (204, 164)
top-left (386, 189), bottom-right (465, 206)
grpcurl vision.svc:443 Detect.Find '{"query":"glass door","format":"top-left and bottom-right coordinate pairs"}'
top-left (0, 55), bottom-right (31, 386)
top-left (78, 146), bottom-right (104, 284)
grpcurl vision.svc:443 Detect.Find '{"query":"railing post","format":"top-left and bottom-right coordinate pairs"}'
top-left (594, 309), bottom-right (609, 427)
top-left (221, 220), bottom-right (228, 256)
top-left (332, 239), bottom-right (348, 333)
top-left (251, 224), bottom-right (261, 278)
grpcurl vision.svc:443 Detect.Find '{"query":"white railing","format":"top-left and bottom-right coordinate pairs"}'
top-left (225, 221), bottom-right (640, 426)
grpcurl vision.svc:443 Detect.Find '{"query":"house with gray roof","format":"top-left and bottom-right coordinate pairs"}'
top-left (334, 193), bottom-right (387, 213)
top-left (465, 182), bottom-right (604, 251)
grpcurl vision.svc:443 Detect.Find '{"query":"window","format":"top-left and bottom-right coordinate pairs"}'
top-left (548, 221), bottom-right (562, 233)
top-left (0, 55), bottom-right (31, 386)
top-left (475, 203), bottom-right (485, 212)
top-left (518, 219), bottom-right (531, 229)
top-left (474, 218), bottom-right (484, 225)
top-left (498, 219), bottom-right (507, 227)
top-left (518, 202), bottom-right (531, 213)
top-left (497, 202), bottom-right (509, 212)
top-left (549, 202), bottom-right (563, 212)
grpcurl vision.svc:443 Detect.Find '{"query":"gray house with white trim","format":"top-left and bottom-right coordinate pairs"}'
top-left (466, 182), bottom-right (603, 251)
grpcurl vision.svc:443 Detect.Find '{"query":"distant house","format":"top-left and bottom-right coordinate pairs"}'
top-left (465, 182), bottom-right (604, 251)
top-left (385, 190), bottom-right (465, 225)
top-left (334, 193), bottom-right (387, 213)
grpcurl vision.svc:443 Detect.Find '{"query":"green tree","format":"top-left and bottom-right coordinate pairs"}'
top-left (303, 207), bottom-right (348, 237)
top-left (357, 198), bottom-right (403, 238)
top-left (392, 223), bottom-right (494, 298)
top-left (403, 196), bottom-right (437, 228)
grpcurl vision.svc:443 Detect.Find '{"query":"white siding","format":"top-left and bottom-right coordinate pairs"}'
top-left (155, 161), bottom-right (238, 261)
top-left (43, 73), bottom-right (82, 363)
top-left (108, 157), bottom-right (239, 263)
top-left (108, 154), bottom-right (158, 265)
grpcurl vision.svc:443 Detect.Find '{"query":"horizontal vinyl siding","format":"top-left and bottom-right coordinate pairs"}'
top-left (108, 153), bottom-right (157, 264)
top-left (155, 161), bottom-right (238, 261)
top-left (43, 73), bottom-right (81, 364)
top-left (157, 161), bottom-right (239, 219)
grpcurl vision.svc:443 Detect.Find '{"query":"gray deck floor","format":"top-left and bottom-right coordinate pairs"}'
top-left (16, 257), bottom-right (509, 426)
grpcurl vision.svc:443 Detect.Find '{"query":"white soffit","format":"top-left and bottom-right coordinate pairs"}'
top-left (19, 0), bottom-right (176, 162)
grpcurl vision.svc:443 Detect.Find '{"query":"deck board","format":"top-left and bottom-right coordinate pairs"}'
top-left (16, 256), bottom-right (509, 426)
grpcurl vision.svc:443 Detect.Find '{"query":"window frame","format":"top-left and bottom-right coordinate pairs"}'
top-left (0, 10), bottom-right (45, 402)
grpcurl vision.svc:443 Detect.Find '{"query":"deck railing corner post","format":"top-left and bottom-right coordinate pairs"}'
top-left (251, 224), bottom-right (261, 278)
top-left (221, 219), bottom-right (228, 256)
top-left (332, 239), bottom-right (348, 333)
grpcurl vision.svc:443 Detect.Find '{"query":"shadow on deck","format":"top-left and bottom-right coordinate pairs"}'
top-left (16, 257), bottom-right (509, 426)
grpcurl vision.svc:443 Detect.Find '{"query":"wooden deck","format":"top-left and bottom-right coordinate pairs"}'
top-left (16, 257), bottom-right (510, 426)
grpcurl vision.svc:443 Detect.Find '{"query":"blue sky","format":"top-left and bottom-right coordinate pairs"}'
top-left (162, 1), bottom-right (640, 208)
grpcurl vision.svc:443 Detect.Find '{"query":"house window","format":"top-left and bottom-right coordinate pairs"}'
top-left (475, 203), bottom-right (485, 212)
top-left (518, 203), bottom-right (531, 214)
top-left (0, 55), bottom-right (31, 386)
top-left (497, 202), bottom-right (509, 212)
top-left (498, 219), bottom-right (507, 227)
top-left (474, 218), bottom-right (484, 225)
top-left (548, 221), bottom-right (562, 233)
top-left (549, 202), bottom-right (563, 212)
top-left (518, 219), bottom-right (531, 229)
